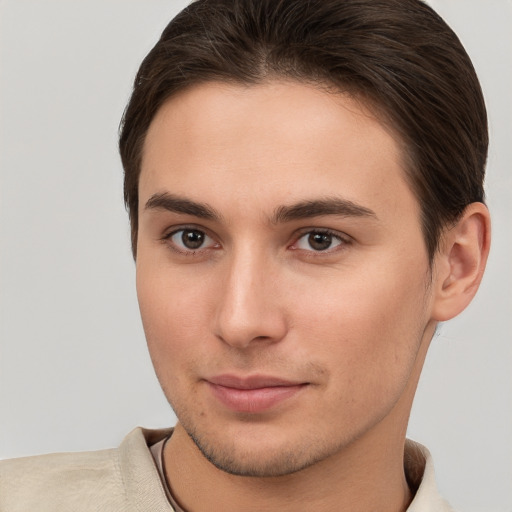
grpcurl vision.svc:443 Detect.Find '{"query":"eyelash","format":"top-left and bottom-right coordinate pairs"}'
top-left (160, 225), bottom-right (219, 256)
top-left (289, 228), bottom-right (351, 255)
top-left (160, 226), bottom-right (351, 257)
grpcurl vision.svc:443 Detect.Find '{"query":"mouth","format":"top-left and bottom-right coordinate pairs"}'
top-left (205, 374), bottom-right (309, 414)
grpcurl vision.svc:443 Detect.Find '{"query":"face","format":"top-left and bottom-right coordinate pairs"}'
top-left (137, 81), bottom-right (437, 477)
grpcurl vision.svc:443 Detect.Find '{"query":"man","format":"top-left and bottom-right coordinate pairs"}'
top-left (0, 0), bottom-right (491, 510)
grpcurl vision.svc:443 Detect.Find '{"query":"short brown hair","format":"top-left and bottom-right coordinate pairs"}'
top-left (119, 0), bottom-right (487, 260)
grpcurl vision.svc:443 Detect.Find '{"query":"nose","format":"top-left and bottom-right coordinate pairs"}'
top-left (213, 249), bottom-right (288, 349)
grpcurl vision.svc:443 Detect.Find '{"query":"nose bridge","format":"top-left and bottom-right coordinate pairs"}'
top-left (214, 243), bottom-right (286, 348)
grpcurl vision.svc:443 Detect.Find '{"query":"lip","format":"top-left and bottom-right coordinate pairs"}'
top-left (206, 374), bottom-right (308, 413)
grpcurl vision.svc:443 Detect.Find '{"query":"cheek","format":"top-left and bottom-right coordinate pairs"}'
top-left (136, 262), bottom-right (213, 378)
top-left (290, 260), bottom-right (430, 393)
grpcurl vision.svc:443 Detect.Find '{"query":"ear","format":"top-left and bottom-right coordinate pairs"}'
top-left (431, 202), bottom-right (491, 322)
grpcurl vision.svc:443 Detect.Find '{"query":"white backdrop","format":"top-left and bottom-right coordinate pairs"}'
top-left (0, 1), bottom-right (510, 511)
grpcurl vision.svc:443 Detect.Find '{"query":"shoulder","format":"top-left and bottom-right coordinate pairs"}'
top-left (405, 439), bottom-right (456, 512)
top-left (0, 427), bottom-right (172, 512)
top-left (0, 445), bottom-right (126, 512)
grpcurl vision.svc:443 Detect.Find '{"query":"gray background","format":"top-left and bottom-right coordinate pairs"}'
top-left (0, 1), bottom-right (510, 510)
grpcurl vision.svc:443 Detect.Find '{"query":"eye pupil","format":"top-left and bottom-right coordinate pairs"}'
top-left (182, 229), bottom-right (204, 249)
top-left (308, 232), bottom-right (332, 251)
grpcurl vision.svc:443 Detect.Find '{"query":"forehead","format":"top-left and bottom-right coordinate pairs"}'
top-left (140, 80), bottom-right (418, 222)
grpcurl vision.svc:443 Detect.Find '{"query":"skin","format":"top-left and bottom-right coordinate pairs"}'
top-left (136, 81), bottom-right (490, 511)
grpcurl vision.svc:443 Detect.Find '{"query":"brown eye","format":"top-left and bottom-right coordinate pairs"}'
top-left (169, 228), bottom-right (216, 251)
top-left (181, 229), bottom-right (205, 249)
top-left (308, 232), bottom-right (333, 251)
top-left (294, 230), bottom-right (344, 252)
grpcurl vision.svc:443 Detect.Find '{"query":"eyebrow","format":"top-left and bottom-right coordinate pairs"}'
top-left (144, 192), bottom-right (222, 221)
top-left (271, 197), bottom-right (377, 223)
top-left (144, 192), bottom-right (377, 223)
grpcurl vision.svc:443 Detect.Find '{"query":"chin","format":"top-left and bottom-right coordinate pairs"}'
top-left (177, 411), bottom-right (352, 478)
top-left (188, 427), bottom-right (326, 477)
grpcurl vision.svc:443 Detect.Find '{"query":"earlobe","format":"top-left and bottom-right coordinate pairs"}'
top-left (431, 202), bottom-right (491, 322)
